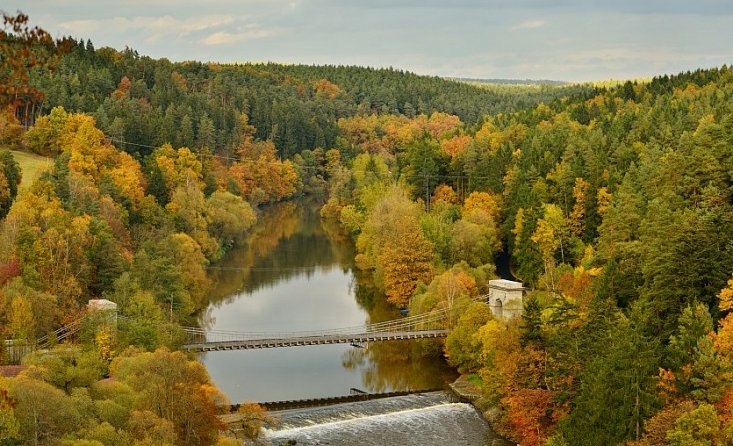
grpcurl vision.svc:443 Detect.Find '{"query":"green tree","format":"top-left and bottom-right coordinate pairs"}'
top-left (205, 190), bottom-right (256, 247)
top-left (666, 403), bottom-right (722, 446)
top-left (110, 348), bottom-right (226, 446)
top-left (8, 375), bottom-right (82, 445)
top-left (0, 150), bottom-right (21, 218)
top-left (520, 296), bottom-right (544, 347)
top-left (445, 302), bottom-right (493, 373)
top-left (196, 114), bottom-right (215, 151)
top-left (561, 306), bottom-right (660, 444)
top-left (450, 208), bottom-right (501, 267)
top-left (23, 106), bottom-right (69, 156)
top-left (666, 303), bottom-right (713, 371)
top-left (0, 388), bottom-right (21, 446)
top-left (21, 345), bottom-right (104, 393)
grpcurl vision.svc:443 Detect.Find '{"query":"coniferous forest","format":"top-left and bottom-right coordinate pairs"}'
top-left (2, 12), bottom-right (733, 446)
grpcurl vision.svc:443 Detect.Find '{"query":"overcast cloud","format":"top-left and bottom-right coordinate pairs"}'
top-left (4, 0), bottom-right (732, 81)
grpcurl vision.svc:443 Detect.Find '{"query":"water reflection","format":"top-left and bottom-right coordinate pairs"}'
top-left (199, 200), bottom-right (456, 403)
top-left (342, 340), bottom-right (455, 393)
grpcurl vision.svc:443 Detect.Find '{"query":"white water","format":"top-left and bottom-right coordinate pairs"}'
top-left (261, 392), bottom-right (511, 446)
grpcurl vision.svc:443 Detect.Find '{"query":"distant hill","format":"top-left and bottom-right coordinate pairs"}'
top-left (28, 40), bottom-right (592, 158)
top-left (450, 77), bottom-right (569, 86)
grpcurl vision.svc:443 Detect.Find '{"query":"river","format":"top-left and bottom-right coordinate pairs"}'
top-left (199, 200), bottom-right (509, 444)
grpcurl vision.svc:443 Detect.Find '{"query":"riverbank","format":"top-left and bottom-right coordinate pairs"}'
top-left (449, 374), bottom-right (484, 402)
top-left (450, 375), bottom-right (514, 445)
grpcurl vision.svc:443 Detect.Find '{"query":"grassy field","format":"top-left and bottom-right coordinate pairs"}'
top-left (8, 150), bottom-right (53, 190)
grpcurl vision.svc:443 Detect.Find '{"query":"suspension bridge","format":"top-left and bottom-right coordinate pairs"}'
top-left (7, 294), bottom-right (497, 361)
top-left (180, 305), bottom-right (454, 352)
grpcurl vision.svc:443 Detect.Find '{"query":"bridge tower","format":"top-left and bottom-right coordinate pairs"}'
top-left (88, 299), bottom-right (118, 327)
top-left (487, 279), bottom-right (525, 319)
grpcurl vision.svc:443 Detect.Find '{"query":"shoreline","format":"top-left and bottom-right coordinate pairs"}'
top-left (449, 375), bottom-right (513, 445)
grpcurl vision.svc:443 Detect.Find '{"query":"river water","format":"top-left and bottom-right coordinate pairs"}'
top-left (199, 200), bottom-right (508, 444)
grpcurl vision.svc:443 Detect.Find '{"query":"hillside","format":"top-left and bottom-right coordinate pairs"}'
top-left (451, 77), bottom-right (569, 86)
top-left (319, 64), bottom-right (733, 445)
top-left (28, 40), bottom-right (591, 159)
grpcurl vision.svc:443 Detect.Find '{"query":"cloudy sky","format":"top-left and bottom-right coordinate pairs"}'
top-left (4, 0), bottom-right (732, 81)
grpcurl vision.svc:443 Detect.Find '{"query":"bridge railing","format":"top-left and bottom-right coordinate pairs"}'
top-left (36, 316), bottom-right (87, 349)
top-left (182, 323), bottom-right (438, 344)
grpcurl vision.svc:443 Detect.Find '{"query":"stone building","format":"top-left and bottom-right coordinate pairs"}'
top-left (487, 279), bottom-right (525, 319)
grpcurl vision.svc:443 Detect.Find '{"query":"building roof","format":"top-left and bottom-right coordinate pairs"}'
top-left (88, 299), bottom-right (118, 311)
top-left (488, 279), bottom-right (525, 290)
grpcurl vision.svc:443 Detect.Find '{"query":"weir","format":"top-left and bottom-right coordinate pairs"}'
top-left (228, 388), bottom-right (444, 412)
top-left (256, 391), bottom-right (513, 446)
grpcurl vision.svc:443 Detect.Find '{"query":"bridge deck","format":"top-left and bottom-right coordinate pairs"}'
top-left (182, 329), bottom-right (447, 352)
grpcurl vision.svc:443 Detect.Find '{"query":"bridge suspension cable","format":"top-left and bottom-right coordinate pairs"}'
top-left (181, 293), bottom-right (490, 349)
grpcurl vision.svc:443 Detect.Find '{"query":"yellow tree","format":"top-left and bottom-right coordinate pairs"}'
top-left (379, 218), bottom-right (435, 307)
top-left (444, 302), bottom-right (492, 372)
top-left (463, 191), bottom-right (501, 222)
top-left (154, 144), bottom-right (204, 198)
top-left (166, 184), bottom-right (219, 260)
top-left (718, 273), bottom-right (733, 312)
top-left (167, 233), bottom-right (211, 309)
top-left (4, 191), bottom-right (92, 309)
top-left (127, 410), bottom-right (178, 446)
top-left (412, 267), bottom-right (478, 328)
top-left (569, 177), bottom-right (590, 237)
top-left (110, 348), bottom-right (226, 446)
top-left (426, 112), bottom-right (462, 139)
top-left (45, 111), bottom-right (146, 208)
top-left (440, 135), bottom-right (472, 159)
top-left (227, 402), bottom-right (276, 441)
top-left (714, 273), bottom-right (733, 368)
top-left (7, 295), bottom-right (34, 340)
top-left (0, 387), bottom-right (21, 446)
top-left (229, 140), bottom-right (299, 203)
top-left (358, 186), bottom-right (435, 306)
top-left (531, 204), bottom-right (569, 292)
top-left (431, 184), bottom-right (458, 205)
top-left (205, 191), bottom-right (256, 245)
top-left (8, 375), bottom-right (82, 445)
top-left (312, 79), bottom-right (343, 99)
top-left (596, 186), bottom-right (612, 217)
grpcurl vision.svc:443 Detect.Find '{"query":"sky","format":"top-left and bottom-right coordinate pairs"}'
top-left (4, 0), bottom-right (733, 82)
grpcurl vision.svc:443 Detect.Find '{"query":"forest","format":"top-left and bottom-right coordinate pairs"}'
top-left (319, 66), bottom-right (733, 445)
top-left (2, 11), bottom-right (733, 446)
top-left (23, 38), bottom-right (587, 160)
